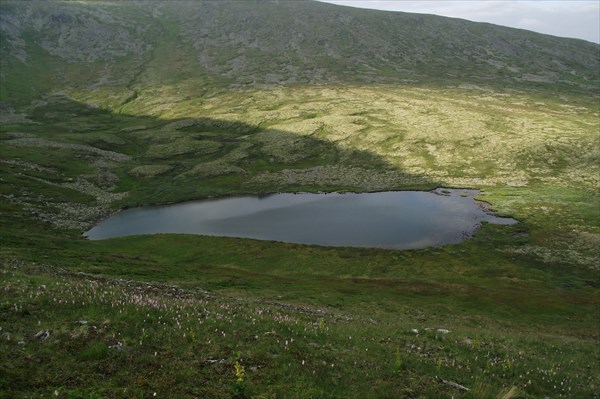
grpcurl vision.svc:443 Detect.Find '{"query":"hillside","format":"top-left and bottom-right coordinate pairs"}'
top-left (1, 1), bottom-right (599, 398)
top-left (1, 0), bottom-right (598, 107)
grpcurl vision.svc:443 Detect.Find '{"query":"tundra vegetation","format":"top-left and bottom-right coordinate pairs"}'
top-left (0, 1), bottom-right (599, 398)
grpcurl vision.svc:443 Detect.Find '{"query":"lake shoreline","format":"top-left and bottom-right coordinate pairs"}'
top-left (84, 189), bottom-right (518, 249)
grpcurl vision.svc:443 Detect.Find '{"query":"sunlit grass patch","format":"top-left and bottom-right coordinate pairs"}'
top-left (129, 164), bottom-right (173, 178)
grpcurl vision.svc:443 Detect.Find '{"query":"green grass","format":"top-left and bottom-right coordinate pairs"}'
top-left (2, 260), bottom-right (597, 398)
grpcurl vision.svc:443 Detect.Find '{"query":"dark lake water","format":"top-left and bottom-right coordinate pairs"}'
top-left (85, 189), bottom-right (517, 249)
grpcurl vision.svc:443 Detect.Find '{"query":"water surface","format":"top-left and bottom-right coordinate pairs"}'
top-left (85, 189), bottom-right (517, 249)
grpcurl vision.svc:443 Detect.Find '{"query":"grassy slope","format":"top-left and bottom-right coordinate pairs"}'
top-left (1, 1), bottom-right (599, 398)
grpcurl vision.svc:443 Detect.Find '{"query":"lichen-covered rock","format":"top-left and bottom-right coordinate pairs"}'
top-left (248, 165), bottom-right (423, 191)
top-left (1, 1), bottom-right (149, 64)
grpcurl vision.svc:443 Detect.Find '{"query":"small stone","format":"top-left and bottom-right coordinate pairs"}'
top-left (34, 330), bottom-right (50, 340)
top-left (109, 342), bottom-right (125, 351)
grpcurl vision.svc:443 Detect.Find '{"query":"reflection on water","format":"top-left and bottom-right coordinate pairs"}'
top-left (85, 189), bottom-right (517, 249)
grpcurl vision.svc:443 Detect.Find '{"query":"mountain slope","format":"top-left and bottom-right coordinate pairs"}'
top-left (1, 2), bottom-right (599, 398)
top-left (1, 0), bottom-right (598, 107)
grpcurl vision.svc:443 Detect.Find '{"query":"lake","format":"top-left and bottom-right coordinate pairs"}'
top-left (85, 189), bottom-right (517, 249)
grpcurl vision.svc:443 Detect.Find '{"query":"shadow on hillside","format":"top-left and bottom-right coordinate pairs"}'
top-left (11, 95), bottom-right (438, 210)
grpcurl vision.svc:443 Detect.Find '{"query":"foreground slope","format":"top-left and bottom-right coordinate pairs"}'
top-left (1, 1), bottom-right (599, 398)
